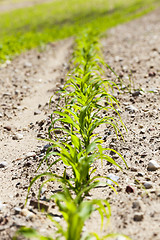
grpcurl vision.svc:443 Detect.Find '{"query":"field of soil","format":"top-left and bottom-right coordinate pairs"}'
top-left (0, 8), bottom-right (160, 240)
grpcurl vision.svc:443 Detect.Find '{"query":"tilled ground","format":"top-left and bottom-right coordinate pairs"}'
top-left (0, 8), bottom-right (160, 240)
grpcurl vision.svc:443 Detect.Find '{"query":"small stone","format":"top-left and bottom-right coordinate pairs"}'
top-left (24, 62), bottom-right (32, 68)
top-left (24, 152), bottom-right (36, 159)
top-left (14, 207), bottom-right (22, 214)
top-left (147, 160), bottom-right (160, 171)
top-left (148, 72), bottom-right (156, 77)
top-left (21, 208), bottom-right (35, 220)
top-left (12, 133), bottom-right (23, 140)
top-left (30, 199), bottom-right (49, 212)
top-left (137, 172), bottom-right (144, 177)
top-left (4, 126), bottom-right (11, 131)
top-left (54, 129), bottom-right (62, 134)
top-left (115, 56), bottom-right (123, 62)
top-left (125, 105), bottom-right (138, 113)
top-left (144, 182), bottom-right (152, 189)
top-left (139, 129), bottom-right (145, 134)
top-left (156, 191), bottom-right (160, 197)
top-left (141, 152), bottom-right (147, 158)
top-left (34, 111), bottom-right (41, 115)
top-left (23, 161), bottom-right (32, 167)
top-left (102, 134), bottom-right (108, 141)
top-left (107, 174), bottom-right (119, 185)
top-left (133, 212), bottom-right (144, 222)
top-left (132, 201), bottom-right (141, 210)
top-left (122, 65), bottom-right (128, 71)
top-left (3, 92), bottom-right (11, 97)
top-left (37, 133), bottom-right (45, 138)
top-left (38, 119), bottom-right (45, 127)
top-left (53, 216), bottom-right (61, 222)
top-left (126, 185), bottom-right (134, 193)
top-left (130, 167), bottom-right (138, 172)
top-left (0, 161), bottom-right (8, 168)
top-left (41, 187), bottom-right (47, 195)
top-left (0, 113), bottom-right (3, 118)
top-left (132, 91), bottom-right (141, 97)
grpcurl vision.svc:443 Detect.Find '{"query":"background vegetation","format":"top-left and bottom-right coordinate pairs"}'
top-left (0, 0), bottom-right (159, 62)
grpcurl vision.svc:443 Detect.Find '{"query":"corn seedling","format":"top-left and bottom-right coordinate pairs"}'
top-left (15, 183), bottom-right (111, 240)
top-left (17, 29), bottom-right (129, 240)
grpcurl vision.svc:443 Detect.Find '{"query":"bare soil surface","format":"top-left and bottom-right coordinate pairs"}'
top-left (0, 0), bottom-right (56, 13)
top-left (0, 8), bottom-right (160, 240)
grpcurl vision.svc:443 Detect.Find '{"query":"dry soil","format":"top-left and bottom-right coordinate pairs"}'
top-left (0, 8), bottom-right (160, 240)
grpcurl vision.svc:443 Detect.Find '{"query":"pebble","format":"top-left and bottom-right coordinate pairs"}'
top-left (40, 187), bottom-right (47, 195)
top-left (54, 129), bottom-right (62, 134)
top-left (115, 56), bottom-right (123, 62)
top-left (34, 110), bottom-right (41, 115)
top-left (132, 91), bottom-right (141, 97)
top-left (133, 212), bottom-right (144, 222)
top-left (23, 62), bottom-right (32, 68)
top-left (4, 126), bottom-right (11, 131)
top-left (156, 191), bottom-right (160, 197)
top-left (14, 207), bottom-right (22, 214)
top-left (24, 152), bottom-right (36, 159)
top-left (132, 201), bottom-right (141, 210)
top-left (116, 108), bottom-right (122, 114)
top-left (12, 133), bottom-right (23, 140)
top-left (0, 161), bottom-right (8, 168)
top-left (0, 112), bottom-right (3, 118)
top-left (141, 152), bottom-right (147, 158)
top-left (30, 199), bottom-right (49, 211)
top-left (21, 208), bottom-right (35, 220)
top-left (130, 167), bottom-right (138, 172)
top-left (54, 216), bottom-right (61, 222)
top-left (41, 144), bottom-right (52, 153)
top-left (148, 71), bottom-right (156, 77)
top-left (139, 129), bottom-right (145, 134)
top-left (37, 133), bottom-right (45, 138)
top-left (126, 185), bottom-right (134, 193)
top-left (107, 174), bottom-right (119, 185)
top-left (137, 172), bottom-right (144, 177)
top-left (147, 160), bottom-right (160, 171)
top-left (143, 182), bottom-right (153, 189)
top-left (125, 105), bottom-right (138, 113)
top-left (102, 134), bottom-right (108, 141)
top-left (23, 161), bottom-right (32, 167)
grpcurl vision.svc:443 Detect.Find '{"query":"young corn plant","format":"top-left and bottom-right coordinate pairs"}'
top-left (15, 183), bottom-right (131, 240)
top-left (27, 135), bottom-right (121, 205)
top-left (14, 183), bottom-right (111, 240)
top-left (17, 29), bottom-right (129, 240)
top-left (36, 28), bottom-right (127, 201)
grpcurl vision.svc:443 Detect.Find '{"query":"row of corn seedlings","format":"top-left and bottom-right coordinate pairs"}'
top-left (14, 30), bottom-right (130, 240)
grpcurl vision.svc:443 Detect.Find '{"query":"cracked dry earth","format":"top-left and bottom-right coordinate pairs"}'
top-left (0, 8), bottom-right (160, 240)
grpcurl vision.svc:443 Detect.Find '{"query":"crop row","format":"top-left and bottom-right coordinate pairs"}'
top-left (14, 29), bottom-right (130, 240)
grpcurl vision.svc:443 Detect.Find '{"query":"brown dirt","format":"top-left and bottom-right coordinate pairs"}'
top-left (0, 8), bottom-right (160, 240)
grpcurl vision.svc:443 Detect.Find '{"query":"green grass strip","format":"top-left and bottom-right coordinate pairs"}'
top-left (0, 0), bottom-right (159, 62)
